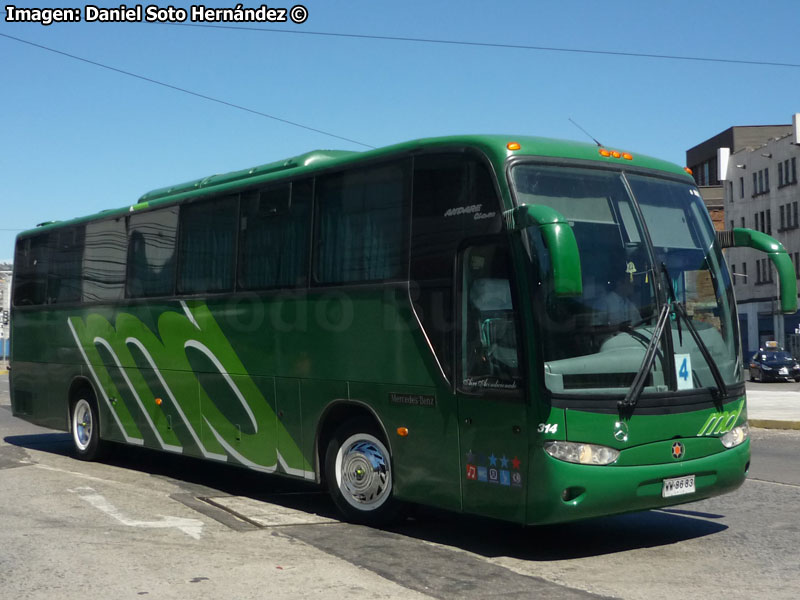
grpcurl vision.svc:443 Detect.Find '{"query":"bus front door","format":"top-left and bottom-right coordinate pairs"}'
top-left (458, 395), bottom-right (527, 522)
top-left (457, 241), bottom-right (528, 522)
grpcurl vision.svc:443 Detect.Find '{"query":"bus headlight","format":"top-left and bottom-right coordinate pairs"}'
top-left (544, 441), bottom-right (620, 465)
top-left (720, 423), bottom-right (749, 448)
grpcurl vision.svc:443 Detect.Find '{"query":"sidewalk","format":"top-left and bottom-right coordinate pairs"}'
top-left (746, 389), bottom-right (800, 430)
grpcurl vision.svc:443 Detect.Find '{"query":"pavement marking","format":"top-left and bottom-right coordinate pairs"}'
top-left (70, 486), bottom-right (204, 539)
top-left (34, 462), bottom-right (122, 484)
top-left (748, 478), bottom-right (800, 489)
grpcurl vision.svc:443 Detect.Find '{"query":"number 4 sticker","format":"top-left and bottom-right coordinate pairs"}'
top-left (675, 354), bottom-right (692, 390)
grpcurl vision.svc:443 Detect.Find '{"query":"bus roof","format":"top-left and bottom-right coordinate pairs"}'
top-left (18, 134), bottom-right (691, 237)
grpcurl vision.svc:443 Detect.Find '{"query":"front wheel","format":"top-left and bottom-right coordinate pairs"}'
top-left (324, 419), bottom-right (396, 525)
top-left (71, 393), bottom-right (107, 461)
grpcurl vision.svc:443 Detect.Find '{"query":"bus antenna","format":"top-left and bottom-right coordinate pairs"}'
top-left (568, 118), bottom-right (603, 147)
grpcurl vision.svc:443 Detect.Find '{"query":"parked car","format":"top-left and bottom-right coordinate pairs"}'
top-left (749, 344), bottom-right (800, 382)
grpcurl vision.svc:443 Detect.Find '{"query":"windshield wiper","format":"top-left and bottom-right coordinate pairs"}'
top-left (660, 263), bottom-right (728, 402)
top-left (618, 262), bottom-right (728, 414)
top-left (670, 300), bottom-right (728, 402)
top-left (618, 300), bottom-right (671, 412)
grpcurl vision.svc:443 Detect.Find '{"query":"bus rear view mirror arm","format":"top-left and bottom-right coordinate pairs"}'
top-left (717, 227), bottom-right (798, 314)
top-left (505, 204), bottom-right (583, 297)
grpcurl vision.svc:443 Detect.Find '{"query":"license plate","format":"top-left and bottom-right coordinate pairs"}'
top-left (779, 367), bottom-right (789, 375)
top-left (662, 475), bottom-right (696, 498)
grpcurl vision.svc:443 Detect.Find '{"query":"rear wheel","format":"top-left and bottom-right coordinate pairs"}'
top-left (324, 419), bottom-right (396, 525)
top-left (70, 392), bottom-right (107, 461)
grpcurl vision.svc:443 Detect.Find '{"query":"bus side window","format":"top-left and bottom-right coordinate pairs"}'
top-left (460, 243), bottom-right (521, 392)
top-left (12, 234), bottom-right (49, 306)
top-left (239, 181), bottom-right (311, 290)
top-left (411, 153), bottom-right (503, 381)
top-left (178, 195), bottom-right (238, 294)
top-left (127, 207), bottom-right (179, 298)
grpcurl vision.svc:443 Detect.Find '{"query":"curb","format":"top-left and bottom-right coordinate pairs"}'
top-left (750, 419), bottom-right (800, 431)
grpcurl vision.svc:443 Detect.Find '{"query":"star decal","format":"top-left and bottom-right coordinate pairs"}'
top-left (488, 453), bottom-right (498, 467)
top-left (466, 450), bottom-right (476, 463)
top-left (511, 456), bottom-right (521, 470)
top-left (500, 455), bottom-right (509, 468)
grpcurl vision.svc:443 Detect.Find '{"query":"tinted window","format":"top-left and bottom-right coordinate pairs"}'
top-left (239, 180), bottom-right (311, 289)
top-left (47, 227), bottom-right (85, 304)
top-left (178, 196), bottom-right (237, 294)
top-left (315, 162), bottom-right (408, 284)
top-left (12, 234), bottom-right (49, 306)
top-left (410, 153), bottom-right (502, 379)
top-left (82, 218), bottom-right (127, 302)
top-left (127, 207), bottom-right (179, 298)
top-left (461, 243), bottom-right (521, 391)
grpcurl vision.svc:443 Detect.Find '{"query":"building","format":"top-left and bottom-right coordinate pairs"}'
top-left (715, 115), bottom-right (800, 357)
top-left (0, 268), bottom-right (10, 360)
top-left (686, 124), bottom-right (793, 231)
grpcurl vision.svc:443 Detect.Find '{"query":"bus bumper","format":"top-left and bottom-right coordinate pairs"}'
top-left (527, 439), bottom-right (750, 525)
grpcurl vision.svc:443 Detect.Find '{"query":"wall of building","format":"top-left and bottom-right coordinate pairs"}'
top-left (722, 124), bottom-right (800, 357)
top-left (0, 270), bottom-right (10, 360)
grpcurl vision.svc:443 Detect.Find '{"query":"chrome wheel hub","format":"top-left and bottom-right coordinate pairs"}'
top-left (336, 434), bottom-right (391, 510)
top-left (73, 399), bottom-right (92, 451)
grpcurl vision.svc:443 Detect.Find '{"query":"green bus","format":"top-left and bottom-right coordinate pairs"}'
top-left (9, 135), bottom-right (797, 525)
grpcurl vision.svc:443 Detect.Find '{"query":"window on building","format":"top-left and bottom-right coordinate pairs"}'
top-left (792, 157), bottom-right (797, 183)
top-left (741, 216), bottom-right (745, 228)
top-left (780, 205), bottom-right (786, 230)
top-left (767, 210), bottom-right (772, 235)
top-left (758, 171), bottom-right (764, 194)
top-left (739, 177), bottom-right (744, 198)
top-left (779, 162), bottom-right (784, 187)
top-left (795, 202), bottom-right (799, 229)
top-left (753, 173), bottom-right (758, 196)
top-left (765, 168), bottom-right (770, 191)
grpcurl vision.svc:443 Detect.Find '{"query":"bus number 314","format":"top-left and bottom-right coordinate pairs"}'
top-left (537, 423), bottom-right (558, 434)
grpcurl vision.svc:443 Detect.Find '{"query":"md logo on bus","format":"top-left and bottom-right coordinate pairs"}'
top-left (696, 400), bottom-right (744, 437)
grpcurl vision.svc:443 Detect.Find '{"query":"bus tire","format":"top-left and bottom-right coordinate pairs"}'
top-left (70, 392), bottom-right (106, 461)
top-left (324, 419), bottom-right (396, 525)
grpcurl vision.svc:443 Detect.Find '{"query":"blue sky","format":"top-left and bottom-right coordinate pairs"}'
top-left (2, 0), bottom-right (799, 262)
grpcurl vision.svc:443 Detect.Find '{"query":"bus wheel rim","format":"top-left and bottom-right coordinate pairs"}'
top-left (335, 434), bottom-right (391, 511)
top-left (73, 399), bottom-right (92, 451)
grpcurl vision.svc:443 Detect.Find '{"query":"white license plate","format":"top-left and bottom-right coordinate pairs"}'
top-left (662, 475), bottom-right (696, 498)
top-left (779, 367), bottom-right (789, 375)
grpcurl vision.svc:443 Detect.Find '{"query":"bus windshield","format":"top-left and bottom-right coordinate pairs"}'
top-left (511, 164), bottom-right (742, 398)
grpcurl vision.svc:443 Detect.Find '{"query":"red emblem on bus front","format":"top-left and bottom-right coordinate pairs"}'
top-left (671, 442), bottom-right (685, 459)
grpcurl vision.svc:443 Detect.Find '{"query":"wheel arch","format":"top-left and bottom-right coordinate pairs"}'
top-left (66, 376), bottom-right (98, 427)
top-left (314, 399), bottom-right (392, 484)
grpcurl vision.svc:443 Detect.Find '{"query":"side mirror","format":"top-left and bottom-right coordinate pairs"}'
top-left (717, 227), bottom-right (798, 314)
top-left (505, 204), bottom-right (582, 296)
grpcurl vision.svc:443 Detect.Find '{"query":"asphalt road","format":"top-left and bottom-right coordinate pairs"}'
top-left (1, 378), bottom-right (799, 600)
